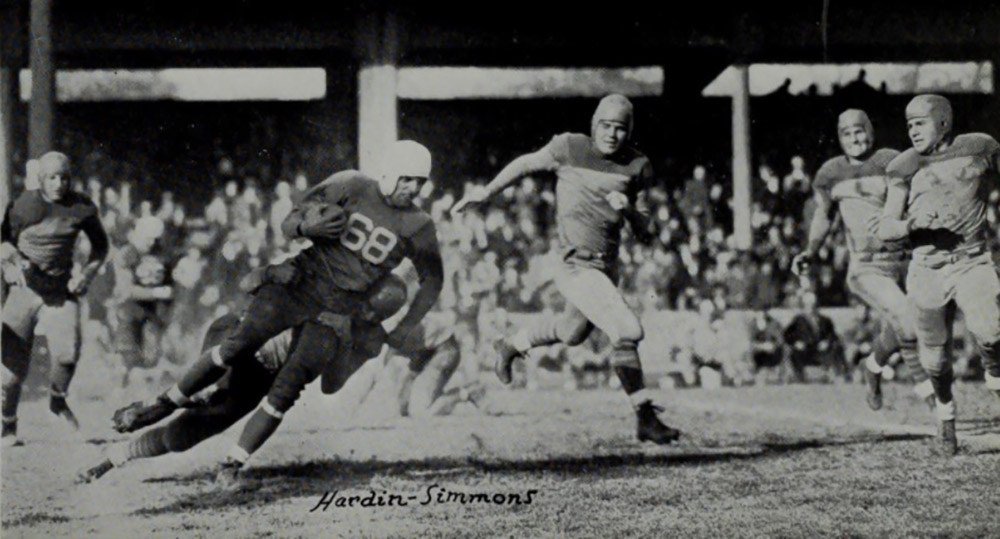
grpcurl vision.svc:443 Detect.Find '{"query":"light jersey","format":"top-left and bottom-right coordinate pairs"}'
top-left (293, 172), bottom-right (439, 295)
top-left (537, 133), bottom-right (653, 259)
top-left (813, 148), bottom-right (902, 255)
top-left (887, 133), bottom-right (1000, 257)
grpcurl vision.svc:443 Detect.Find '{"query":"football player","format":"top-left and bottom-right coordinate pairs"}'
top-left (791, 109), bottom-right (932, 411)
top-left (876, 94), bottom-right (1000, 455)
top-left (76, 275), bottom-right (406, 484)
top-left (111, 216), bottom-right (173, 387)
top-left (111, 140), bottom-right (444, 459)
top-left (2, 152), bottom-right (110, 446)
top-left (452, 94), bottom-right (680, 444)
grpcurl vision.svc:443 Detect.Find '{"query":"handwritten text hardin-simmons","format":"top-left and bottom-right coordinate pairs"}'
top-left (309, 484), bottom-right (539, 511)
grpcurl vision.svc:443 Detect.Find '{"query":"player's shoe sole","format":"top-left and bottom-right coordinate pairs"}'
top-left (112, 396), bottom-right (177, 433)
top-left (75, 459), bottom-right (114, 484)
top-left (636, 403), bottom-right (682, 445)
top-left (493, 339), bottom-right (522, 385)
top-left (1, 434), bottom-right (23, 448)
top-left (863, 368), bottom-right (883, 411)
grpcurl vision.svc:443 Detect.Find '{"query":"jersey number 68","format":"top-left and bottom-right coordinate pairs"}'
top-left (340, 213), bottom-right (398, 264)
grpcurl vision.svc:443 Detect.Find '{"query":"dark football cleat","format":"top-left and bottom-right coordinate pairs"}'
top-left (112, 395), bottom-right (177, 433)
top-left (50, 396), bottom-right (81, 431)
top-left (493, 338), bottom-right (523, 385)
top-left (636, 402), bottom-right (682, 445)
top-left (75, 459), bottom-right (114, 485)
top-left (936, 419), bottom-right (958, 457)
top-left (863, 368), bottom-right (883, 411)
top-left (1, 418), bottom-right (22, 448)
top-left (214, 458), bottom-right (246, 490)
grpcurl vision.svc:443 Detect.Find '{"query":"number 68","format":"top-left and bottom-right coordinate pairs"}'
top-left (340, 213), bottom-right (398, 264)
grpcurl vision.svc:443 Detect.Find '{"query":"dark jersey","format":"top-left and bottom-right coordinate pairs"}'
top-left (2, 190), bottom-right (108, 291)
top-left (813, 148), bottom-right (901, 255)
top-left (537, 133), bottom-right (653, 259)
top-left (887, 133), bottom-right (1000, 256)
top-left (292, 172), bottom-right (441, 296)
top-left (113, 244), bottom-right (170, 320)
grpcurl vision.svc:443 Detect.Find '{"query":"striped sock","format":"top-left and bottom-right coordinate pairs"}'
top-left (127, 428), bottom-right (170, 461)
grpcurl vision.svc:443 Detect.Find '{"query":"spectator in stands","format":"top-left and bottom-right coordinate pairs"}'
top-left (782, 291), bottom-right (848, 383)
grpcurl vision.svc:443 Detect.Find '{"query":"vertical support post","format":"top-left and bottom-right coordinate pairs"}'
top-left (731, 64), bottom-right (752, 250)
top-left (28, 0), bottom-right (54, 160)
top-left (357, 5), bottom-right (399, 176)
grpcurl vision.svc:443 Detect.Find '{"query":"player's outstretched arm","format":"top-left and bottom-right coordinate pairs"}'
top-left (452, 149), bottom-right (559, 214)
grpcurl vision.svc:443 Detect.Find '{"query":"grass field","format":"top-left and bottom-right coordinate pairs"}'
top-left (2, 379), bottom-right (999, 538)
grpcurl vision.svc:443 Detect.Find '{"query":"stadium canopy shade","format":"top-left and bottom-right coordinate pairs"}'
top-left (702, 62), bottom-right (994, 97)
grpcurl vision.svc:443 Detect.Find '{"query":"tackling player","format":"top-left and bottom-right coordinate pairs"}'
top-left (876, 94), bottom-right (1000, 455)
top-left (76, 275), bottom-right (406, 484)
top-left (452, 94), bottom-right (680, 444)
top-left (111, 140), bottom-right (445, 459)
top-left (2, 152), bottom-right (110, 447)
top-left (791, 109), bottom-right (932, 411)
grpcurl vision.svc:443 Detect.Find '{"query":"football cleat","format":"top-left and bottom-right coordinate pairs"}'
top-left (936, 419), bottom-right (958, 457)
top-left (493, 339), bottom-right (523, 385)
top-left (863, 368), bottom-right (883, 411)
top-left (50, 396), bottom-right (81, 431)
top-left (214, 458), bottom-right (246, 490)
top-left (112, 395), bottom-right (177, 433)
top-left (75, 459), bottom-right (114, 485)
top-left (636, 402), bottom-right (682, 445)
top-left (1, 418), bottom-right (22, 448)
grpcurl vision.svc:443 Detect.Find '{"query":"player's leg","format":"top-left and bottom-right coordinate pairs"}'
top-left (114, 313), bottom-right (145, 388)
top-left (36, 299), bottom-right (82, 430)
top-left (77, 361), bottom-right (274, 483)
top-left (112, 285), bottom-right (317, 433)
top-left (556, 265), bottom-right (680, 444)
top-left (951, 257), bottom-right (1000, 401)
top-left (217, 321), bottom-right (341, 485)
top-left (1, 286), bottom-right (43, 446)
top-left (907, 262), bottom-right (957, 455)
top-left (849, 268), bottom-right (930, 409)
top-left (497, 303), bottom-right (591, 384)
top-left (408, 339), bottom-right (466, 417)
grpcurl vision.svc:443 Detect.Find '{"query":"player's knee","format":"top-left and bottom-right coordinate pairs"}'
top-left (264, 392), bottom-right (296, 416)
top-left (48, 337), bottom-right (81, 367)
top-left (966, 317), bottom-right (1000, 349)
top-left (919, 344), bottom-right (949, 376)
top-left (617, 316), bottom-right (644, 344)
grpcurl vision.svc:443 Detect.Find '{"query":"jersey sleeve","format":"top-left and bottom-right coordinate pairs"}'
top-left (541, 133), bottom-right (573, 165)
top-left (407, 221), bottom-right (444, 284)
top-left (885, 150), bottom-right (919, 189)
top-left (812, 158), bottom-right (838, 196)
top-left (632, 159), bottom-right (654, 219)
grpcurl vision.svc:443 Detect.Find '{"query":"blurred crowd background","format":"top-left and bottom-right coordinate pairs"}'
top-left (7, 88), bottom-right (997, 394)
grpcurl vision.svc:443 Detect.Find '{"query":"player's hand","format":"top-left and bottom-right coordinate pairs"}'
top-left (152, 286), bottom-right (173, 300)
top-left (67, 274), bottom-right (91, 296)
top-left (0, 243), bottom-right (27, 287)
top-left (605, 191), bottom-right (629, 211)
top-left (451, 187), bottom-right (490, 216)
top-left (299, 204), bottom-right (348, 240)
top-left (907, 210), bottom-right (938, 231)
top-left (790, 251), bottom-right (813, 277)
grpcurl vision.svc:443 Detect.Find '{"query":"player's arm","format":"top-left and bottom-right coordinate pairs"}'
top-left (387, 225), bottom-right (444, 347)
top-left (281, 173), bottom-right (352, 240)
top-left (452, 148), bottom-right (560, 214)
top-left (112, 252), bottom-right (171, 301)
top-left (619, 162), bottom-right (656, 245)
top-left (69, 210), bottom-right (111, 295)
top-left (1, 203), bottom-right (27, 286)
